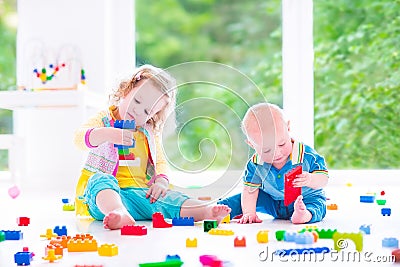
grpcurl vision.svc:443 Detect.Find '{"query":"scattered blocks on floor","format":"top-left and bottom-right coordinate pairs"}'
top-left (327, 204), bottom-right (338, 210)
top-left (199, 255), bottom-right (223, 267)
top-left (203, 220), bottom-right (218, 232)
top-left (54, 226), bottom-right (67, 236)
top-left (17, 217), bottom-right (30, 226)
top-left (359, 224), bottom-right (371, 235)
top-left (376, 199), bottom-right (386, 205)
top-left (186, 238), bottom-right (197, 247)
top-left (275, 230), bottom-right (286, 241)
top-left (98, 244), bottom-right (118, 257)
top-left (152, 212), bottom-right (172, 228)
top-left (256, 230), bottom-right (269, 243)
top-left (332, 232), bottom-right (363, 252)
top-left (67, 235), bottom-right (98, 252)
top-left (172, 217), bottom-right (194, 226)
top-left (234, 236), bottom-right (246, 247)
top-left (63, 203), bottom-right (75, 211)
top-left (360, 195), bottom-right (375, 203)
top-left (315, 229), bottom-right (337, 239)
top-left (14, 251), bottom-right (34, 266)
top-left (2, 230), bottom-right (23, 240)
top-left (139, 259), bottom-right (184, 267)
top-left (208, 229), bottom-right (234, 236)
top-left (381, 208), bottom-right (391, 216)
top-left (220, 214), bottom-right (230, 224)
top-left (382, 238), bottom-right (399, 248)
top-left (40, 229), bottom-right (58, 240)
top-left (392, 249), bottom-right (400, 263)
top-left (47, 243), bottom-right (64, 256)
top-left (121, 225), bottom-right (147, 235)
top-left (0, 231), bottom-right (5, 242)
top-left (42, 249), bottom-right (62, 263)
top-left (8, 185), bottom-right (20, 199)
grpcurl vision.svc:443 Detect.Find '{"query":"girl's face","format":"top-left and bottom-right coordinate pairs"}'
top-left (118, 81), bottom-right (168, 127)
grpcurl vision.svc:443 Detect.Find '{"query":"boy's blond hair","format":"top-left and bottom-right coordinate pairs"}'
top-left (241, 103), bottom-right (287, 137)
top-left (109, 64), bottom-right (176, 131)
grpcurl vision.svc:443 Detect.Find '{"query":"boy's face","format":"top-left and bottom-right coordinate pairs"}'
top-left (246, 116), bottom-right (292, 167)
top-left (119, 81), bottom-right (167, 127)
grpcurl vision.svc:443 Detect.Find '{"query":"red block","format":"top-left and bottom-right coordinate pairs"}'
top-left (284, 165), bottom-right (302, 206)
top-left (17, 217), bottom-right (30, 226)
top-left (152, 212), bottom-right (172, 228)
top-left (121, 225), bottom-right (147, 236)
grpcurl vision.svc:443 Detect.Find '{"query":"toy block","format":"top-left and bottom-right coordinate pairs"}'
top-left (67, 239), bottom-right (98, 252)
top-left (198, 196), bottom-right (212, 201)
top-left (203, 220), bottom-right (218, 232)
top-left (284, 165), bottom-right (302, 206)
top-left (234, 236), bottom-right (246, 247)
top-left (186, 238), bottom-right (197, 247)
top-left (274, 247), bottom-right (330, 256)
top-left (152, 212), bottom-right (172, 228)
top-left (98, 243), bottom-right (118, 257)
top-left (3, 230), bottom-right (23, 240)
top-left (257, 230), bottom-right (269, 243)
top-left (119, 152), bottom-right (135, 160)
top-left (392, 249), bottom-right (400, 263)
top-left (382, 238), bottom-right (399, 248)
top-left (0, 231), bottom-right (5, 242)
top-left (359, 224), bottom-right (371, 235)
top-left (220, 214), bottom-right (230, 224)
top-left (381, 208), bottom-right (391, 216)
top-left (315, 229), bottom-right (337, 239)
top-left (118, 148), bottom-right (131, 155)
top-left (17, 217), bottom-right (30, 226)
top-left (121, 225), bottom-right (147, 235)
top-left (172, 217), bottom-right (194, 226)
top-left (275, 230), bottom-right (286, 241)
top-left (54, 226), bottom-right (67, 236)
top-left (14, 252), bottom-right (33, 266)
top-left (47, 244), bottom-right (64, 256)
top-left (327, 204), bottom-right (338, 210)
top-left (332, 232), bottom-right (363, 252)
top-left (62, 198), bottom-right (70, 203)
top-left (50, 235), bottom-right (72, 248)
top-left (72, 233), bottom-right (94, 240)
top-left (310, 231), bottom-right (319, 242)
top-left (63, 203), bottom-right (75, 211)
top-left (139, 260), bottom-right (184, 267)
top-left (360, 195), bottom-right (375, 203)
top-left (166, 255), bottom-right (181, 261)
top-left (208, 229), bottom-right (234, 236)
top-left (284, 232), bottom-right (297, 242)
top-left (294, 232), bottom-right (314, 244)
top-left (376, 199), bottom-right (386, 205)
top-left (42, 249), bottom-right (62, 263)
top-left (305, 225), bottom-right (317, 230)
top-left (40, 229), bottom-right (58, 240)
top-left (74, 265), bottom-right (104, 267)
top-left (8, 185), bottom-right (20, 199)
top-left (199, 255), bottom-right (223, 267)
top-left (114, 120), bottom-right (136, 129)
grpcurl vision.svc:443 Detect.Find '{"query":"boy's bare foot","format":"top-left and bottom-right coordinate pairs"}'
top-left (103, 208), bottom-right (136, 230)
top-left (291, 195), bottom-right (312, 224)
top-left (206, 205), bottom-right (231, 223)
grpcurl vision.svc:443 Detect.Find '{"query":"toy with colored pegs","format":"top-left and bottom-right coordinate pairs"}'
top-left (33, 63), bottom-right (66, 84)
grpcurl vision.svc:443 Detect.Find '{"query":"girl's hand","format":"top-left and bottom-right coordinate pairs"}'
top-left (146, 181), bottom-right (169, 203)
top-left (238, 212), bottom-right (262, 224)
top-left (91, 127), bottom-right (134, 146)
top-left (293, 172), bottom-right (312, 187)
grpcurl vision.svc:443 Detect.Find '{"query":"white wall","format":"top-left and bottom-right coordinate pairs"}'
top-left (13, 0), bottom-right (135, 192)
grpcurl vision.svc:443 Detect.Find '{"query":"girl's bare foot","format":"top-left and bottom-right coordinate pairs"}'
top-left (205, 205), bottom-right (231, 223)
top-left (103, 208), bottom-right (136, 230)
top-left (291, 195), bottom-right (312, 224)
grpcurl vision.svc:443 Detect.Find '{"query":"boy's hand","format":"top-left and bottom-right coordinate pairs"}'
top-left (293, 172), bottom-right (312, 187)
top-left (146, 181), bottom-right (169, 204)
top-left (238, 212), bottom-right (262, 224)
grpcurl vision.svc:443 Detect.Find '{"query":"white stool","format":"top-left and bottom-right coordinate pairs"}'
top-left (0, 134), bottom-right (24, 184)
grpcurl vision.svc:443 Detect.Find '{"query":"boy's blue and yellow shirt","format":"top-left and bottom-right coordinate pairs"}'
top-left (243, 140), bottom-right (329, 200)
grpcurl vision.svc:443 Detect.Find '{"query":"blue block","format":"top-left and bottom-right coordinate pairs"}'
top-left (360, 195), bottom-right (375, 203)
top-left (172, 217), bottom-right (194, 226)
top-left (382, 238), bottom-right (399, 248)
top-left (294, 232), bottom-right (314, 244)
top-left (114, 120), bottom-right (136, 129)
top-left (61, 198), bottom-right (69, 204)
top-left (3, 230), bottom-right (23, 240)
top-left (359, 224), bottom-right (371, 235)
top-left (284, 232), bottom-right (297, 242)
top-left (53, 226), bottom-right (67, 236)
top-left (166, 254), bottom-right (181, 261)
top-left (381, 208), bottom-right (391, 216)
top-left (14, 252), bottom-right (32, 265)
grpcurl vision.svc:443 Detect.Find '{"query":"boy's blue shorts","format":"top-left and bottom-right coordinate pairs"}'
top-left (83, 173), bottom-right (190, 220)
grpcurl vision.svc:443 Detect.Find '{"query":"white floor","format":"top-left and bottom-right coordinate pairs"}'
top-left (0, 183), bottom-right (399, 267)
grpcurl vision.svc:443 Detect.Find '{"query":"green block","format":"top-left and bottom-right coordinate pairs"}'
top-left (275, 230), bottom-right (286, 241)
top-left (203, 220), bottom-right (218, 232)
top-left (139, 260), bottom-right (183, 267)
top-left (316, 229), bottom-right (337, 239)
top-left (0, 231), bottom-right (5, 242)
top-left (118, 148), bottom-right (130, 155)
top-left (376, 199), bottom-right (386, 205)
